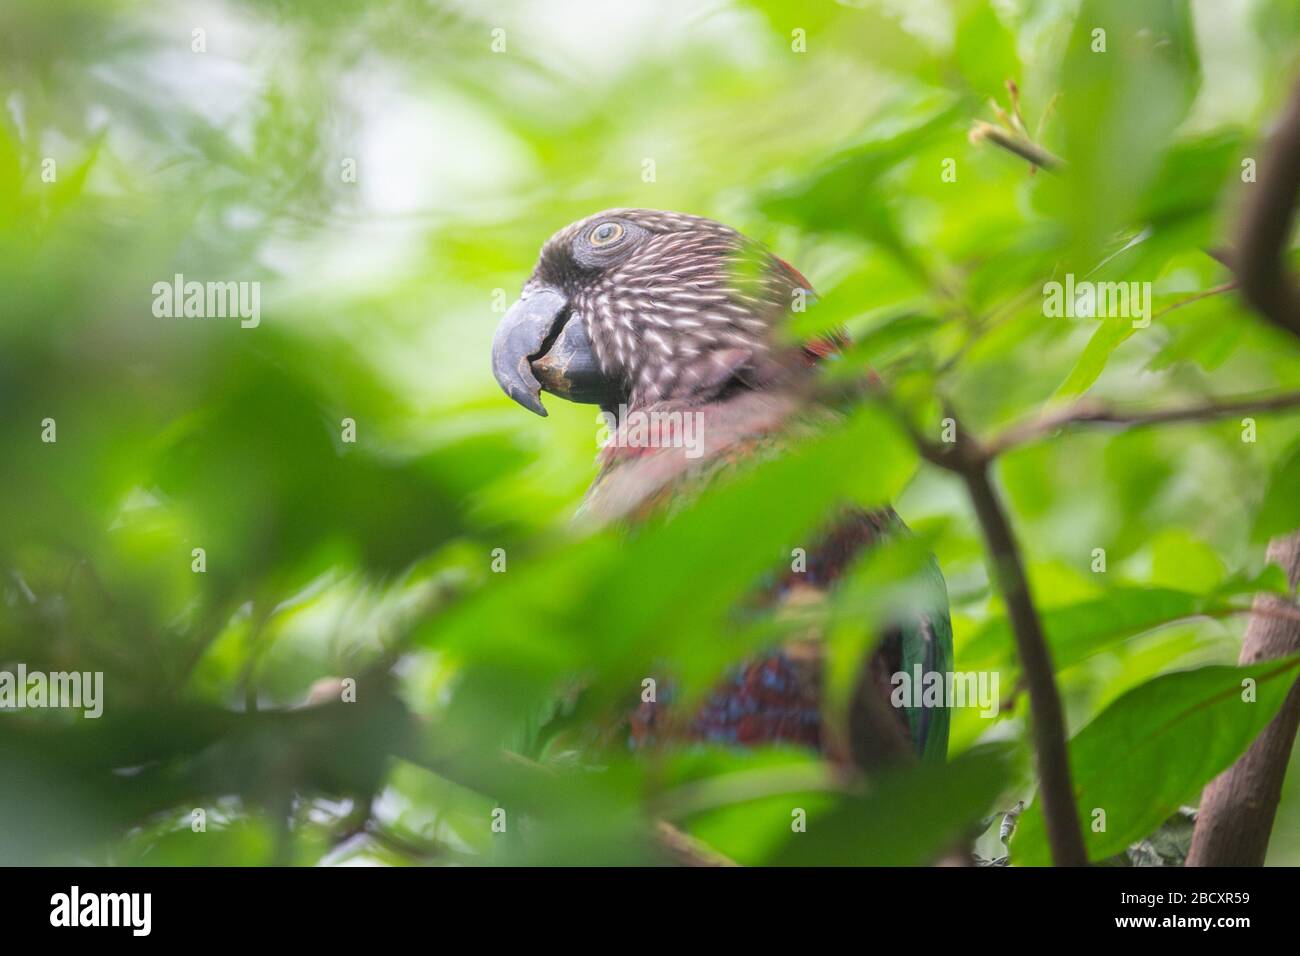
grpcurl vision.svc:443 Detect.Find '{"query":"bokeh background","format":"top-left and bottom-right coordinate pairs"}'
top-left (2, 0), bottom-right (1300, 865)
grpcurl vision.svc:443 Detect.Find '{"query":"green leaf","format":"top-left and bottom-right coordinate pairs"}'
top-left (748, 1), bottom-right (943, 81)
top-left (1054, 317), bottom-right (1139, 398)
top-left (758, 93), bottom-right (963, 276)
top-left (962, 587), bottom-right (1231, 679)
top-left (424, 403), bottom-right (920, 712)
top-left (1139, 131), bottom-right (1245, 231)
top-left (1252, 440), bottom-right (1300, 541)
top-left (678, 744), bottom-right (1012, 866)
top-left (1012, 655), bottom-right (1300, 865)
top-left (954, 0), bottom-right (1021, 98)
top-left (1048, 0), bottom-right (1201, 256)
top-left (767, 745), bottom-right (1013, 865)
top-left (1148, 529), bottom-right (1225, 593)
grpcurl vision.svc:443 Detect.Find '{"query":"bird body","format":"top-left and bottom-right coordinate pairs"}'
top-left (492, 208), bottom-right (951, 768)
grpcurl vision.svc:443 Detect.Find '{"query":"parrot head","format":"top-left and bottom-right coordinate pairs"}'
top-left (491, 208), bottom-right (824, 417)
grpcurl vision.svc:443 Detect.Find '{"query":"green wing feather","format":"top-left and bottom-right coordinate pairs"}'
top-left (899, 553), bottom-right (954, 761)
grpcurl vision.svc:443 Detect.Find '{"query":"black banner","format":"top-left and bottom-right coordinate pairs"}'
top-left (0, 865), bottom-right (1284, 941)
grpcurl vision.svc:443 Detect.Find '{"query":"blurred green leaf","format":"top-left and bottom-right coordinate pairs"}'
top-left (964, 585), bottom-right (1256, 681)
top-left (1047, 0), bottom-right (1201, 257)
top-left (1253, 439), bottom-right (1300, 541)
top-left (759, 93), bottom-right (964, 277)
top-left (954, 0), bottom-right (1021, 99)
top-left (768, 745), bottom-right (1013, 865)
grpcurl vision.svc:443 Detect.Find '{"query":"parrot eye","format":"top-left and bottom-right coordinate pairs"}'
top-left (589, 221), bottom-right (624, 246)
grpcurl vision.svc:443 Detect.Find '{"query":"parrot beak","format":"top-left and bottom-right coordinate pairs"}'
top-left (491, 287), bottom-right (619, 416)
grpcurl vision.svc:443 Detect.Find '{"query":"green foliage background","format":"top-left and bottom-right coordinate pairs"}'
top-left (2, 0), bottom-right (1299, 865)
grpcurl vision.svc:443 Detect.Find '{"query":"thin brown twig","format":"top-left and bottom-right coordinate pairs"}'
top-left (1151, 281), bottom-right (1239, 320)
top-left (984, 390), bottom-right (1300, 458)
top-left (655, 821), bottom-right (740, 867)
top-left (970, 121), bottom-right (1064, 172)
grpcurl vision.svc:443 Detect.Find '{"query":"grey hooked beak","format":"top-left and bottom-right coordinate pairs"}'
top-left (491, 287), bottom-right (620, 416)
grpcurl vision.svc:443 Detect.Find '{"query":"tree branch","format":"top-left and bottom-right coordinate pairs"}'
top-left (984, 391), bottom-right (1300, 458)
top-left (1188, 533), bottom-right (1300, 865)
top-left (902, 412), bottom-right (1088, 866)
top-left (1188, 79), bottom-right (1300, 867)
top-left (859, 79), bottom-right (1300, 869)
top-left (1234, 80), bottom-right (1300, 340)
top-left (955, 466), bottom-right (1087, 866)
top-left (870, 376), bottom-right (1300, 867)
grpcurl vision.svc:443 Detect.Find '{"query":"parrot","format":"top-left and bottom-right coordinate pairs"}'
top-left (491, 208), bottom-right (951, 770)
